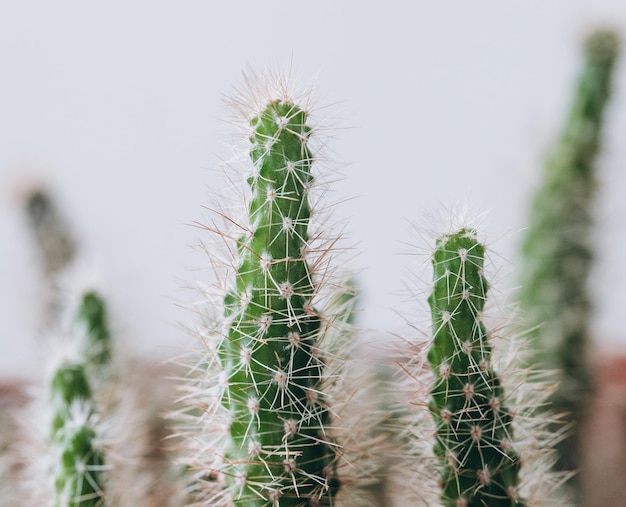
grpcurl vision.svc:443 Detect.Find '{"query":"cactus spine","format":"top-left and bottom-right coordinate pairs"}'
top-left (519, 29), bottom-right (619, 491)
top-left (191, 92), bottom-right (342, 506)
top-left (427, 228), bottom-right (523, 507)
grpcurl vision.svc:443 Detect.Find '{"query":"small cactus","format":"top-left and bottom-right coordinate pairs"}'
top-left (519, 28), bottom-right (620, 493)
top-left (50, 363), bottom-right (107, 507)
top-left (24, 188), bottom-right (77, 278)
top-left (427, 227), bottom-right (523, 507)
top-left (48, 283), bottom-right (114, 506)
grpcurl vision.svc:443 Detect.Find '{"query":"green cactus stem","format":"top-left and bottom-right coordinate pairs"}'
top-left (25, 188), bottom-right (76, 277)
top-left (24, 188), bottom-right (77, 325)
top-left (427, 228), bottom-right (523, 507)
top-left (75, 291), bottom-right (112, 372)
top-left (50, 363), bottom-right (106, 507)
top-left (218, 99), bottom-right (338, 506)
top-left (519, 29), bottom-right (619, 490)
top-left (48, 288), bottom-right (113, 506)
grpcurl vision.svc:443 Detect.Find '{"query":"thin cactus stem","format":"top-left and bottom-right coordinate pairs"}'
top-left (519, 29), bottom-right (620, 492)
top-left (50, 363), bottom-right (106, 507)
top-left (427, 228), bottom-right (523, 507)
top-left (75, 290), bottom-right (112, 374)
top-left (48, 287), bottom-right (113, 506)
top-left (217, 99), bottom-right (339, 506)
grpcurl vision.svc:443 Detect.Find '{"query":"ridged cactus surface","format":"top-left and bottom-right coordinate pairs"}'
top-left (216, 99), bottom-right (338, 506)
top-left (519, 29), bottom-right (619, 485)
top-left (428, 228), bottom-right (523, 507)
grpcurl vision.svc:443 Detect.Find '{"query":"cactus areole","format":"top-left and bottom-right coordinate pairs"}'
top-left (219, 100), bottom-right (338, 506)
top-left (427, 229), bottom-right (523, 507)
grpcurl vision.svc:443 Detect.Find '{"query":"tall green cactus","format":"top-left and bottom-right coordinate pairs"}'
top-left (519, 29), bottom-right (619, 490)
top-left (205, 97), bottom-right (340, 506)
top-left (428, 228), bottom-right (523, 507)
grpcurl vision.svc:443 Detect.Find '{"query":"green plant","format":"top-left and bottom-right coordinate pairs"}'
top-left (74, 290), bottom-right (112, 375)
top-left (50, 363), bottom-right (107, 507)
top-left (24, 187), bottom-right (78, 324)
top-left (180, 77), bottom-right (355, 507)
top-left (48, 286), bottom-right (114, 506)
top-left (518, 28), bottom-right (619, 493)
top-left (427, 227), bottom-right (523, 507)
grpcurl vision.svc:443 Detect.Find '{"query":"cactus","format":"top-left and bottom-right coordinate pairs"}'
top-left (427, 227), bottom-right (523, 507)
top-left (25, 188), bottom-right (77, 278)
top-left (519, 29), bottom-right (619, 491)
top-left (23, 187), bottom-right (78, 325)
top-left (61, 280), bottom-right (184, 507)
top-left (220, 100), bottom-right (338, 505)
top-left (181, 77), bottom-right (354, 507)
top-left (50, 363), bottom-right (107, 507)
top-left (47, 285), bottom-right (113, 506)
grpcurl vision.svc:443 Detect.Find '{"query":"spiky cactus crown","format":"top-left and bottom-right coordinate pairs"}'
top-left (177, 72), bottom-right (358, 507)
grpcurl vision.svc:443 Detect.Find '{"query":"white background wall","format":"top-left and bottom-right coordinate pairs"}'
top-left (1, 1), bottom-right (625, 379)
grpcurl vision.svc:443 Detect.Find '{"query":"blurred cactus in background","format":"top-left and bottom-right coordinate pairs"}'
top-left (48, 282), bottom-right (114, 506)
top-left (25, 188), bottom-right (77, 278)
top-left (518, 28), bottom-right (620, 500)
top-left (23, 187), bottom-right (78, 325)
top-left (49, 362), bottom-right (107, 507)
top-left (13, 187), bottom-right (184, 507)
